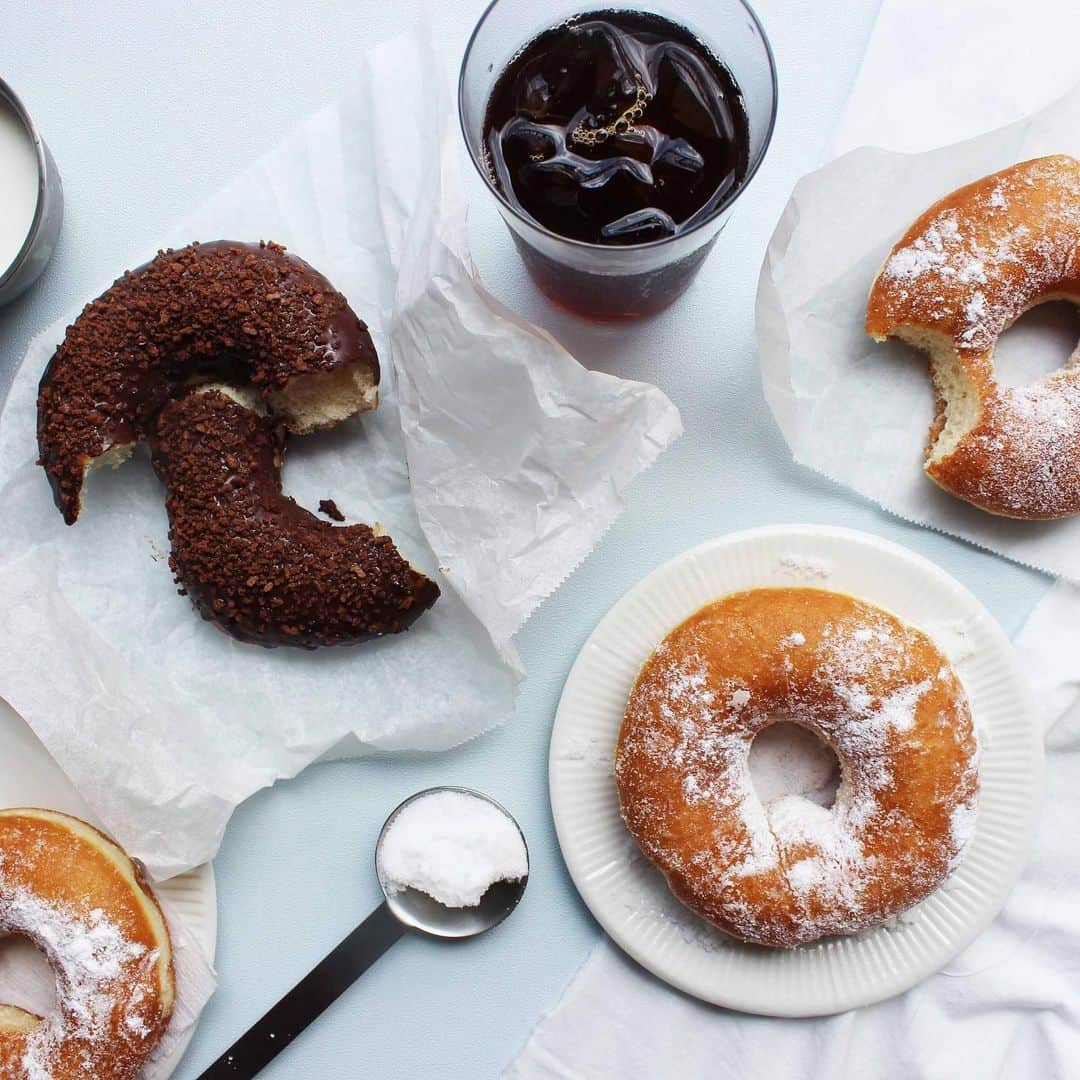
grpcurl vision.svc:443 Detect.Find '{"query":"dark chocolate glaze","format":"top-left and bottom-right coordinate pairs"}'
top-left (37, 241), bottom-right (379, 525)
top-left (149, 389), bottom-right (439, 649)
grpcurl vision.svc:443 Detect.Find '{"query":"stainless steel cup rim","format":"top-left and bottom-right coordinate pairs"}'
top-left (0, 76), bottom-right (50, 289)
top-left (457, 0), bottom-right (779, 255)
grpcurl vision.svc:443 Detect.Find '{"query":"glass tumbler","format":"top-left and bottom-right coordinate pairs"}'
top-left (458, 0), bottom-right (778, 321)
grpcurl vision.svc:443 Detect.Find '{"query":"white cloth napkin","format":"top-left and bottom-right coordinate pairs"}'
top-left (508, 1), bottom-right (1080, 1075)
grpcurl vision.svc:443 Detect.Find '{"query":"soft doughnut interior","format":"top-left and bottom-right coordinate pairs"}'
top-left (891, 326), bottom-right (983, 465)
top-left (888, 293), bottom-right (1080, 474)
top-left (266, 363), bottom-right (379, 434)
top-left (865, 156), bottom-right (1080, 518)
top-left (0, 1004), bottom-right (41, 1035)
top-left (74, 362), bottom-right (378, 522)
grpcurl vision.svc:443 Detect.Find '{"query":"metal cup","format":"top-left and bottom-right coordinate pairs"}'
top-left (0, 77), bottom-right (63, 307)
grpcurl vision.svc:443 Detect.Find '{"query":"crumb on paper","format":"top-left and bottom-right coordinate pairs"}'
top-left (318, 498), bottom-right (345, 522)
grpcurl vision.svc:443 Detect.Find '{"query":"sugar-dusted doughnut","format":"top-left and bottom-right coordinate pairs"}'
top-left (615, 588), bottom-right (978, 948)
top-left (867, 155), bottom-right (1080, 519)
top-left (0, 808), bottom-right (174, 1078)
top-left (37, 240), bottom-right (379, 524)
top-left (149, 386), bottom-right (439, 648)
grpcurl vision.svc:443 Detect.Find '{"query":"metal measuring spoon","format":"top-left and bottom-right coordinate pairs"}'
top-left (198, 787), bottom-right (528, 1078)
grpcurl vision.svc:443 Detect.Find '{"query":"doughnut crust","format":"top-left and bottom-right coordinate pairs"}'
top-left (866, 155), bottom-right (1080, 519)
top-left (0, 808), bottom-right (174, 1079)
top-left (615, 588), bottom-right (979, 948)
top-left (37, 240), bottom-right (379, 525)
top-left (149, 387), bottom-right (439, 648)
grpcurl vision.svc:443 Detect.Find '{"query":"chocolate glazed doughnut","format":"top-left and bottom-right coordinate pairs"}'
top-left (38, 241), bottom-right (379, 524)
top-left (149, 387), bottom-right (440, 648)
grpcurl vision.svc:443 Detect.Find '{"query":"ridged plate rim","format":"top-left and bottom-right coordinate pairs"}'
top-left (549, 525), bottom-right (1043, 1016)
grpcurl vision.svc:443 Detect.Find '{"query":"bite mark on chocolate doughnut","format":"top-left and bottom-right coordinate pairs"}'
top-left (37, 240), bottom-right (379, 524)
top-left (149, 386), bottom-right (439, 648)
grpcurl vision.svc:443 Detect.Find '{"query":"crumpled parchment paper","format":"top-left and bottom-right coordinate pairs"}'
top-left (757, 82), bottom-right (1080, 581)
top-left (0, 32), bottom-right (681, 880)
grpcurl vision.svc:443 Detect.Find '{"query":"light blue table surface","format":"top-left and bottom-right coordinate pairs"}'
top-left (0, 2), bottom-right (1052, 1077)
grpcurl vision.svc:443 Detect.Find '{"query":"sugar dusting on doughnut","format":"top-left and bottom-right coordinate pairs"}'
top-left (615, 588), bottom-right (979, 948)
top-left (866, 155), bottom-right (1080, 519)
top-left (0, 860), bottom-right (156, 1074)
top-left (0, 810), bottom-right (174, 1079)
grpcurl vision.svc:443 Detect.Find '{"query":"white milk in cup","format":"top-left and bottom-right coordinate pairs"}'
top-left (0, 95), bottom-right (40, 276)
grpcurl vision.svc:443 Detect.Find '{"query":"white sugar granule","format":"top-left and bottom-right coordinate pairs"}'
top-left (778, 554), bottom-right (832, 579)
top-left (378, 791), bottom-right (528, 908)
top-left (748, 722), bottom-right (840, 808)
top-left (948, 796), bottom-right (979, 869)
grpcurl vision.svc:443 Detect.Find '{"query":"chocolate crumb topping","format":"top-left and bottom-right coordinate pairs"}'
top-left (150, 389), bottom-right (439, 648)
top-left (37, 240), bottom-right (379, 524)
top-left (318, 498), bottom-right (346, 522)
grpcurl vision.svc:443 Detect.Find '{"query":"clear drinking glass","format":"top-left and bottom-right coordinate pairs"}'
top-left (459, 0), bottom-right (778, 321)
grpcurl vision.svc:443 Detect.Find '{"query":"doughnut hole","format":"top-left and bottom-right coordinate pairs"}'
top-left (0, 933), bottom-right (56, 1022)
top-left (992, 299), bottom-right (1080, 389)
top-left (748, 720), bottom-right (841, 810)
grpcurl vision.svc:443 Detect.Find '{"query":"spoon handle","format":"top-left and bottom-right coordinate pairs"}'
top-left (198, 900), bottom-right (408, 1078)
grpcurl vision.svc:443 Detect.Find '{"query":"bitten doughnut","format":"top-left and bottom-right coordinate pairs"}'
top-left (866, 155), bottom-right (1080, 519)
top-left (38, 240), bottom-right (379, 524)
top-left (0, 808), bottom-right (175, 1079)
top-left (615, 588), bottom-right (979, 948)
top-left (150, 386), bottom-right (440, 647)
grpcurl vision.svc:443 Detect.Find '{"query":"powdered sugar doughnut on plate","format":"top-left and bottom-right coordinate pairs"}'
top-left (549, 525), bottom-right (1041, 1016)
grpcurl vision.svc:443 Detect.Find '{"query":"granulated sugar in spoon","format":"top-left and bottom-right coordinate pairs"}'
top-left (198, 786), bottom-right (529, 1077)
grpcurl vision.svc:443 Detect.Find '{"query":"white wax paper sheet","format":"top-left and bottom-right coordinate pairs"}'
top-left (757, 83), bottom-right (1080, 580)
top-left (0, 32), bottom-right (680, 879)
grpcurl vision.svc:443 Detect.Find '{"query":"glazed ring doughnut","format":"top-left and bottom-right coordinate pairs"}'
top-left (37, 240), bottom-right (380, 525)
top-left (149, 386), bottom-right (440, 647)
top-left (0, 808), bottom-right (175, 1079)
top-left (615, 588), bottom-right (979, 948)
top-left (866, 155), bottom-right (1080, 519)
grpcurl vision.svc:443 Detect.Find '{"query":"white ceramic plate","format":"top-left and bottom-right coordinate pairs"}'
top-left (549, 525), bottom-right (1043, 1017)
top-left (0, 697), bottom-right (217, 1077)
